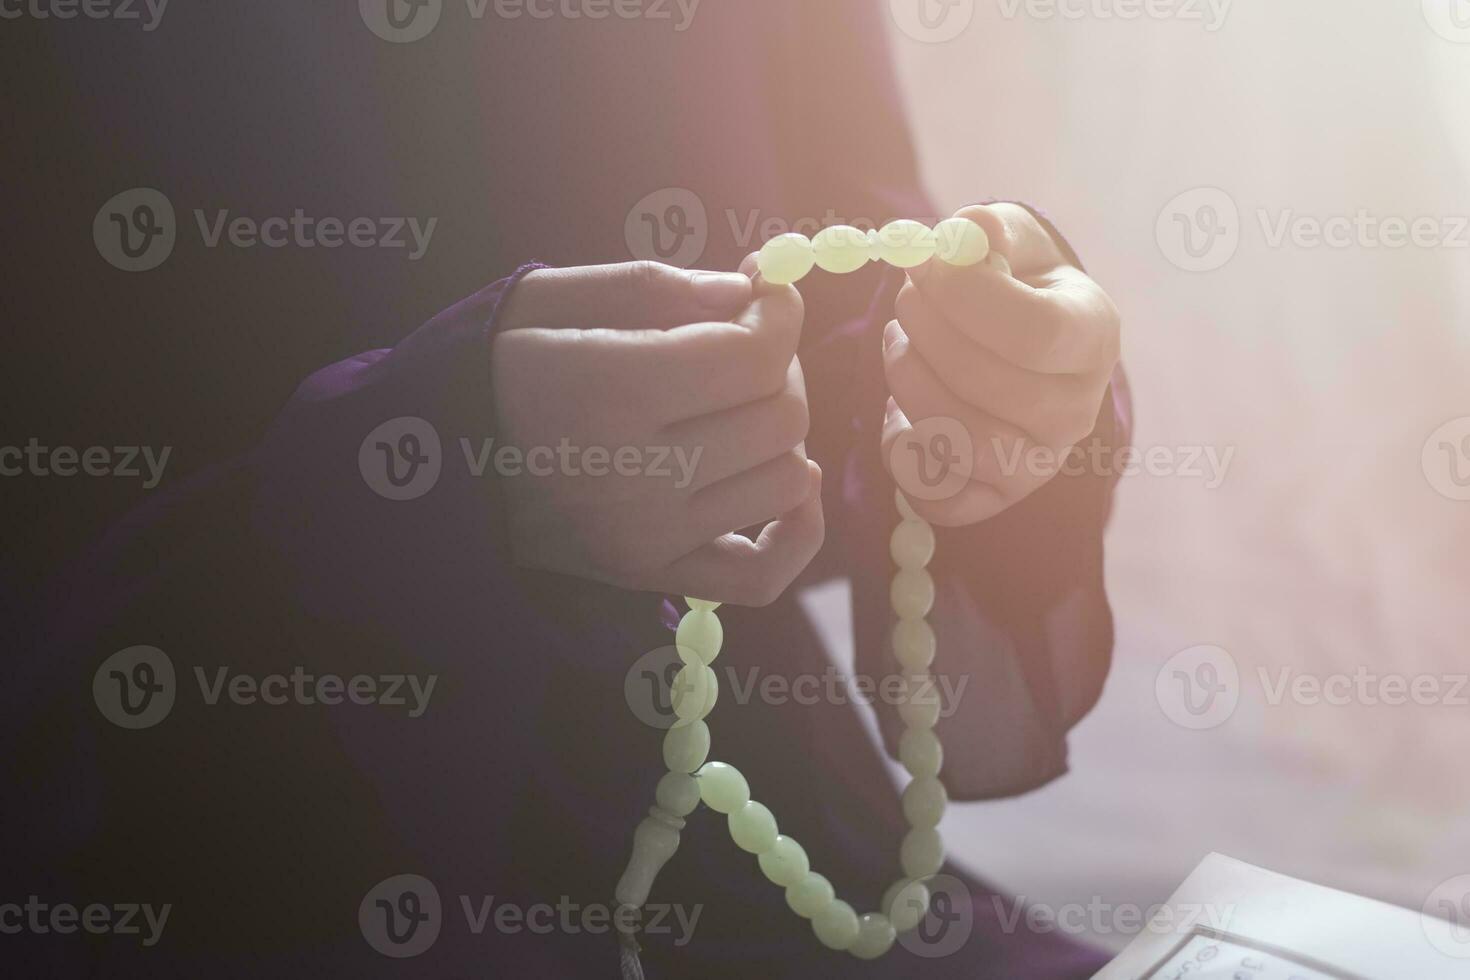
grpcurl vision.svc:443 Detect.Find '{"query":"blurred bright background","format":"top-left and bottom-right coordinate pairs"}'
top-left (882, 0), bottom-right (1470, 951)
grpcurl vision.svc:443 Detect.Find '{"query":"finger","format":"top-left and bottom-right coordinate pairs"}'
top-left (685, 449), bottom-right (813, 544)
top-left (881, 399), bottom-right (1009, 526)
top-left (651, 282), bottom-right (805, 418)
top-left (657, 461), bottom-right (825, 607)
top-left (893, 284), bottom-right (1107, 447)
top-left (661, 358), bottom-right (809, 490)
top-left (883, 319), bottom-right (1050, 493)
top-left (497, 261), bottom-right (752, 332)
top-left (910, 257), bottom-right (1120, 375)
top-left (949, 203), bottom-right (1064, 278)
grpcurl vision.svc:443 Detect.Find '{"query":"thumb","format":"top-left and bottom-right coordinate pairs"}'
top-left (496, 261), bottom-right (751, 332)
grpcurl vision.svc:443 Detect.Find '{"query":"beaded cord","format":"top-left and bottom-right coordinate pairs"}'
top-left (613, 217), bottom-right (992, 967)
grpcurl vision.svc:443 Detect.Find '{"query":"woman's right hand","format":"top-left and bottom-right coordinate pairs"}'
top-left (490, 261), bottom-right (823, 606)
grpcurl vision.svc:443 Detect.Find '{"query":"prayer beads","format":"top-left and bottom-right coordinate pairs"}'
top-left (614, 487), bottom-right (950, 963)
top-left (757, 217), bottom-right (990, 285)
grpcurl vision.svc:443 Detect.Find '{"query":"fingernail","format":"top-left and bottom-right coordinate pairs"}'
top-left (691, 271), bottom-right (752, 309)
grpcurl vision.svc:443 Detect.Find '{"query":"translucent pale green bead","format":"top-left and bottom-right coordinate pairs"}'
top-left (890, 568), bottom-right (935, 619)
top-left (812, 224), bottom-right (872, 274)
top-left (889, 519), bottom-right (936, 569)
top-left (900, 827), bottom-right (945, 879)
top-left (897, 673), bottom-right (942, 730)
top-left (785, 872), bottom-right (836, 919)
top-left (898, 727), bottom-right (943, 778)
top-left (729, 800), bottom-right (779, 854)
top-left (757, 233), bottom-right (816, 285)
top-left (893, 618), bottom-right (936, 670)
top-left (757, 835), bottom-right (810, 887)
top-left (850, 913), bottom-right (897, 960)
top-left (654, 771), bottom-right (702, 817)
top-left (895, 489), bottom-right (921, 522)
top-left (685, 597), bottom-right (721, 613)
top-left (883, 879), bottom-right (931, 933)
top-left (874, 220), bottom-right (938, 269)
top-left (901, 776), bottom-right (948, 829)
top-left (812, 899), bottom-right (861, 951)
top-left (934, 217), bottom-right (991, 266)
top-left (675, 609), bottom-right (724, 665)
top-left (671, 662), bottom-right (718, 723)
top-left (662, 720), bottom-right (710, 773)
top-left (696, 761), bottom-right (750, 814)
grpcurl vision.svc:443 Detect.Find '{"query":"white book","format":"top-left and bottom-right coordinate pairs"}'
top-left (1094, 853), bottom-right (1467, 980)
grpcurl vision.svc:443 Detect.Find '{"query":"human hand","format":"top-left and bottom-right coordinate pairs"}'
top-left (491, 261), bottom-right (823, 606)
top-left (882, 204), bottom-right (1121, 525)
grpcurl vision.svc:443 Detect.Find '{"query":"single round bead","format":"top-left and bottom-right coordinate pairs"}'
top-left (757, 233), bottom-right (816, 285)
top-left (757, 835), bottom-right (811, 887)
top-left (895, 489), bottom-right (921, 522)
top-left (900, 827), bottom-right (945, 879)
top-left (671, 663), bottom-right (718, 723)
top-left (901, 776), bottom-right (948, 829)
top-left (662, 720), bottom-right (710, 773)
top-left (675, 609), bottom-right (724, 665)
top-left (654, 771), bottom-right (702, 817)
top-left (893, 618), bottom-right (936, 670)
top-left (850, 913), bottom-right (897, 960)
top-left (890, 520), bottom-right (936, 569)
top-left (729, 800), bottom-right (779, 854)
top-left (883, 879), bottom-right (931, 933)
top-left (874, 220), bottom-right (938, 269)
top-left (898, 674), bottom-right (942, 730)
top-left (685, 597), bottom-right (721, 613)
top-left (696, 761), bottom-right (750, 814)
top-left (786, 872), bottom-right (836, 919)
top-left (933, 217), bottom-right (991, 266)
top-left (812, 900), bottom-right (861, 951)
top-left (812, 224), bottom-right (873, 274)
top-left (891, 568), bottom-right (935, 619)
top-left (898, 727), bottom-right (943, 778)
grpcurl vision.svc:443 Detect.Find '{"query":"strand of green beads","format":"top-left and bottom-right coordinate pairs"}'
top-left (756, 216), bottom-right (991, 286)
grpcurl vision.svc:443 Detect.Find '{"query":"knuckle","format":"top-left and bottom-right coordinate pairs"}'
top-left (771, 453), bottom-right (811, 512)
top-left (772, 387), bottom-right (811, 449)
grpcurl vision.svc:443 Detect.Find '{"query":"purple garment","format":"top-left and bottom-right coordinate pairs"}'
top-left (12, 2), bottom-right (1129, 976)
